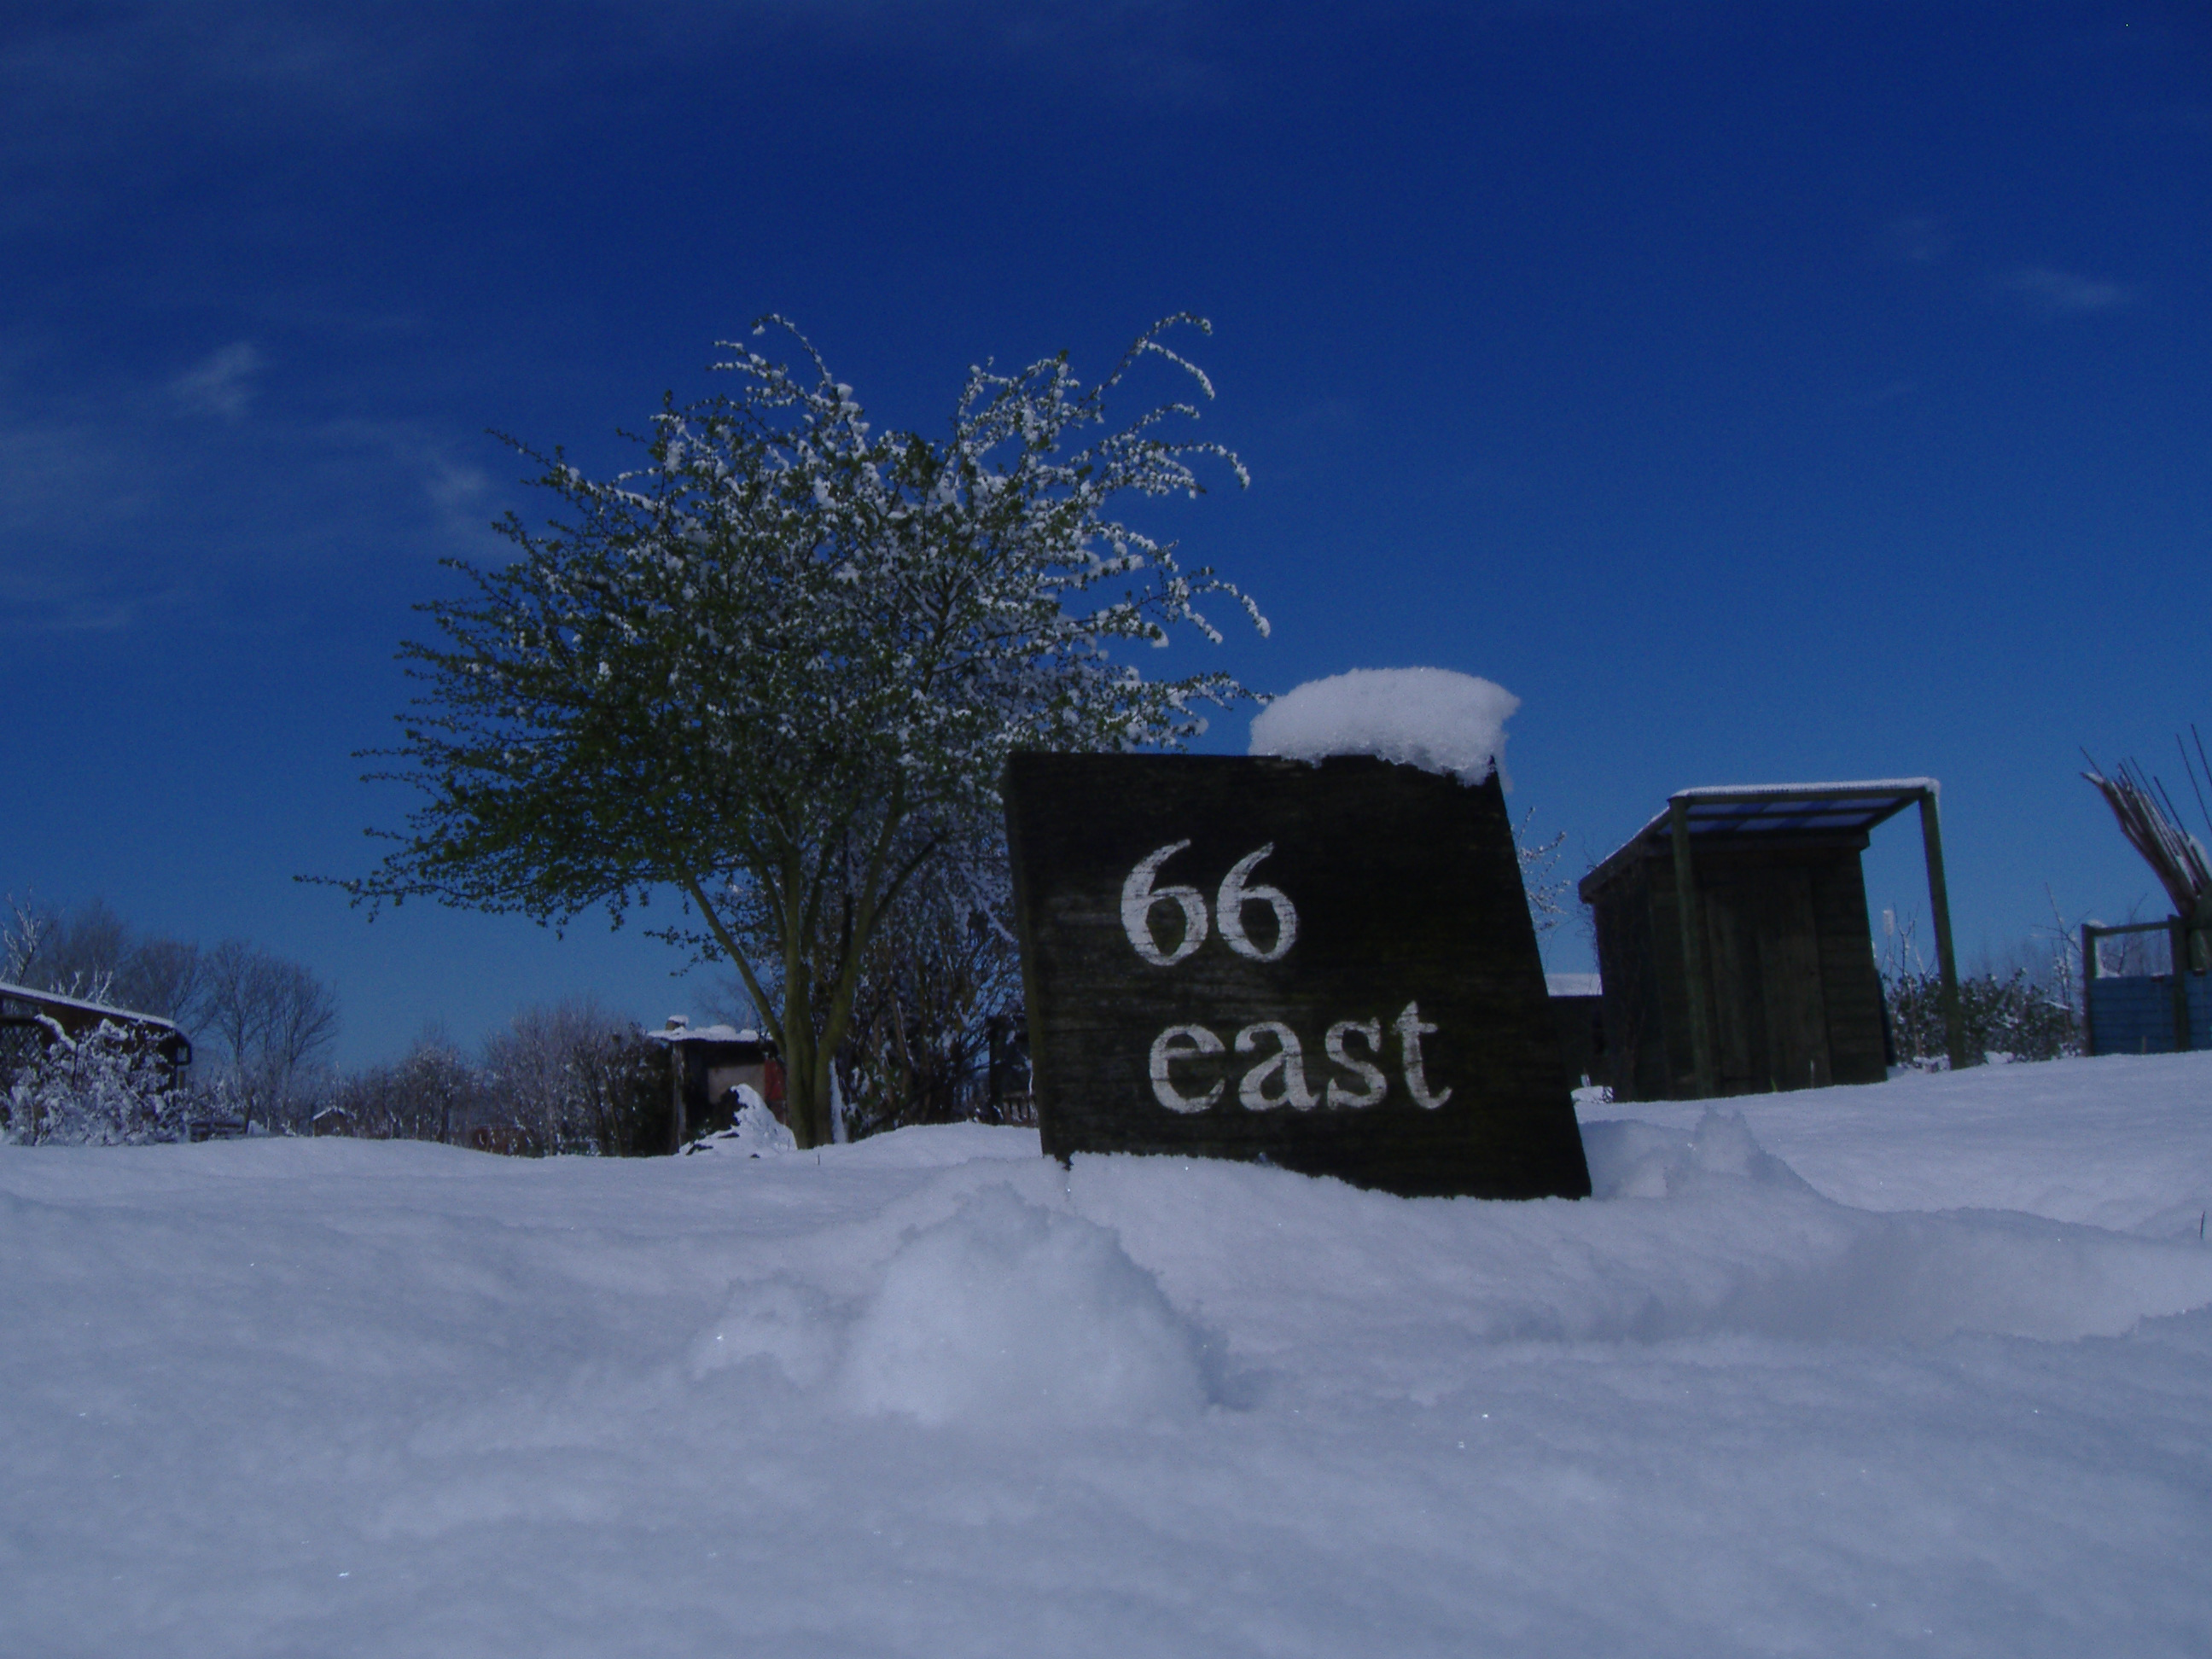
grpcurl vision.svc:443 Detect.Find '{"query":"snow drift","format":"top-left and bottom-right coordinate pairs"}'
top-left (4, 1055), bottom-right (2211, 1656)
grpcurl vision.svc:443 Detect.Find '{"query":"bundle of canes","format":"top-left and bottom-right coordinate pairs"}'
top-left (2083, 730), bottom-right (2212, 966)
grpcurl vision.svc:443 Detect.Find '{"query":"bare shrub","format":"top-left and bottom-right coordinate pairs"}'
top-left (480, 997), bottom-right (665, 1155)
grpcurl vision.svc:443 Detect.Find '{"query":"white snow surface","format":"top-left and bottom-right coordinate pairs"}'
top-left (1249, 667), bottom-right (1518, 785)
top-left (6, 1055), bottom-right (2212, 1656)
top-left (645, 1022), bottom-right (761, 1044)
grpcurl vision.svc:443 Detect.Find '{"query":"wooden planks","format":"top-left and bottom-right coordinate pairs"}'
top-left (1004, 753), bottom-right (1592, 1200)
top-left (1586, 837), bottom-right (1890, 1099)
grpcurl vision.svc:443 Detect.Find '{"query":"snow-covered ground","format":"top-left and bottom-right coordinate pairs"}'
top-left (5, 1056), bottom-right (2210, 1657)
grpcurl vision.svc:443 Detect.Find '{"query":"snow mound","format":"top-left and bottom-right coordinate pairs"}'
top-left (1580, 1052), bottom-right (2212, 1233)
top-left (1581, 1109), bottom-right (1819, 1200)
top-left (838, 1185), bottom-right (1209, 1429)
top-left (691, 1275), bottom-right (842, 1387)
top-left (682, 1086), bottom-right (795, 1156)
top-left (1249, 667), bottom-right (1518, 785)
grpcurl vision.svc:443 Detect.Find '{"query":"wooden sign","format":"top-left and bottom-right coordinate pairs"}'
top-left (1003, 752), bottom-right (1592, 1199)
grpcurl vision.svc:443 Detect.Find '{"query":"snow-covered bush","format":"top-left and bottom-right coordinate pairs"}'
top-left (1883, 968), bottom-right (2079, 1067)
top-left (2, 1018), bottom-right (185, 1145)
top-left (683, 1086), bottom-right (797, 1157)
top-left (1, 895), bottom-right (340, 1136)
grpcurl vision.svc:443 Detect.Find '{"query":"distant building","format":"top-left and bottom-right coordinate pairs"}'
top-left (645, 1016), bottom-right (786, 1150)
top-left (0, 979), bottom-right (193, 1085)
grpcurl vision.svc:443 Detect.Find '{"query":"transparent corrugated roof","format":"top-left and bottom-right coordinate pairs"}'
top-left (1583, 780), bottom-right (1936, 895)
top-left (1669, 781), bottom-right (1933, 839)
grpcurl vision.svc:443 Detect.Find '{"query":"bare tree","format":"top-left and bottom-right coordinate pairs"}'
top-left (3, 894), bottom-right (49, 983)
top-left (396, 1026), bottom-right (481, 1144)
top-left (114, 936), bottom-right (209, 1029)
top-left (263, 959), bottom-right (340, 1124)
top-left (836, 847), bottom-right (1024, 1139)
top-left (480, 994), bottom-right (661, 1154)
top-left (4, 896), bottom-right (128, 1002)
top-left (201, 940), bottom-right (340, 1132)
top-left (2, 893), bottom-right (209, 1021)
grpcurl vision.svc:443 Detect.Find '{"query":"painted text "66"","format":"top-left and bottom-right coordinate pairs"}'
top-left (1121, 841), bottom-right (1296, 967)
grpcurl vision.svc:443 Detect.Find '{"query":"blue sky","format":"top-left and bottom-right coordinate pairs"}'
top-left (3, 0), bottom-right (2206, 1065)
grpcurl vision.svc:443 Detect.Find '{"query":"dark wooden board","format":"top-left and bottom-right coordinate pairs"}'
top-left (1003, 752), bottom-right (1592, 1200)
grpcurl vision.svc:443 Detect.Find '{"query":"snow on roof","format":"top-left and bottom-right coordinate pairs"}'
top-left (1248, 668), bottom-right (1518, 787)
top-left (644, 1022), bottom-right (765, 1045)
top-left (0, 978), bottom-right (182, 1034)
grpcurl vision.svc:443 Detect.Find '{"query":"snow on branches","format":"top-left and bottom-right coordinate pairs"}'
top-left (345, 316), bottom-right (1260, 1147)
top-left (3, 1018), bottom-right (183, 1146)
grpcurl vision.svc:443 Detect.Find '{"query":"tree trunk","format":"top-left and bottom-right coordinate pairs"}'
top-left (783, 1021), bottom-right (833, 1149)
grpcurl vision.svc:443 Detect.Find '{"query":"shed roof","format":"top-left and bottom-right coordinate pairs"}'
top-left (0, 978), bottom-right (184, 1037)
top-left (644, 1022), bottom-right (771, 1049)
top-left (1581, 779), bottom-right (1935, 899)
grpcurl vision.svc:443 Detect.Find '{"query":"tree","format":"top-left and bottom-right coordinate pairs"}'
top-left (341, 316), bottom-right (1258, 1147)
top-left (836, 857), bottom-right (1025, 1139)
top-left (201, 940), bottom-right (340, 1132)
top-left (481, 994), bottom-right (663, 1155)
top-left (2, 894), bottom-right (212, 1032)
top-left (117, 935), bottom-right (209, 1030)
top-left (3, 894), bottom-right (130, 1004)
top-left (1514, 812), bottom-right (1571, 942)
top-left (395, 1026), bottom-right (480, 1144)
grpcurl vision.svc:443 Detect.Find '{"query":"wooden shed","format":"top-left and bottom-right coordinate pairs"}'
top-left (0, 979), bottom-right (193, 1083)
top-left (644, 1017), bottom-right (786, 1150)
top-left (1577, 781), bottom-right (1965, 1101)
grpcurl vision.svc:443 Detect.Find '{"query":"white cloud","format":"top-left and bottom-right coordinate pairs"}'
top-left (167, 341), bottom-right (264, 419)
top-left (2003, 267), bottom-right (2136, 317)
top-left (1878, 214), bottom-right (1949, 265)
top-left (424, 455), bottom-right (488, 515)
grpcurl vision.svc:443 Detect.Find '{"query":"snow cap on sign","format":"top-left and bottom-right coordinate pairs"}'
top-left (1248, 667), bottom-right (1518, 787)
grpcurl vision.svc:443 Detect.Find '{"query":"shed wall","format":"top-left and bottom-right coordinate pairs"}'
top-left (1588, 838), bottom-right (1885, 1100)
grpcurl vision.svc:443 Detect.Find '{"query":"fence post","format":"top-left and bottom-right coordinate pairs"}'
top-left (2081, 923), bottom-right (2099, 1057)
top-left (1918, 788), bottom-right (1968, 1069)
